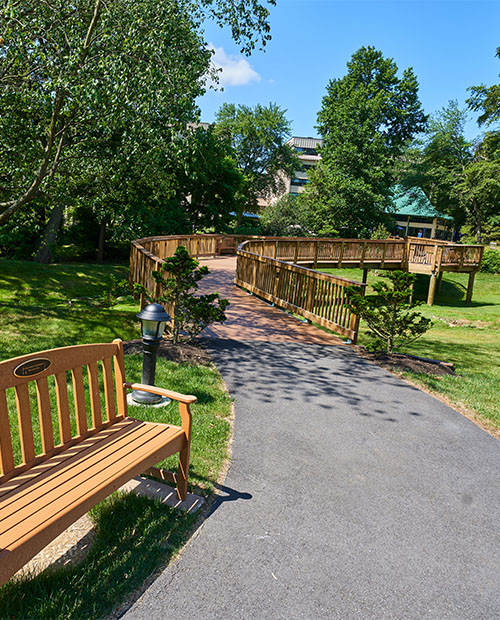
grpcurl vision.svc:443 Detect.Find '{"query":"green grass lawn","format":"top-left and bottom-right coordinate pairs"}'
top-left (323, 266), bottom-right (500, 430)
top-left (0, 259), bottom-right (138, 357)
top-left (0, 259), bottom-right (232, 619)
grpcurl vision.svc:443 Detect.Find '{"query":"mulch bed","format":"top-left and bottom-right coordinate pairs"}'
top-left (123, 338), bottom-right (455, 375)
top-left (123, 339), bottom-right (213, 366)
top-left (352, 345), bottom-right (455, 376)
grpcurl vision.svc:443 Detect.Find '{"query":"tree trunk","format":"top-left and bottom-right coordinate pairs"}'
top-left (236, 208), bottom-right (244, 227)
top-left (35, 203), bottom-right (64, 264)
top-left (97, 218), bottom-right (106, 263)
top-left (472, 198), bottom-right (482, 244)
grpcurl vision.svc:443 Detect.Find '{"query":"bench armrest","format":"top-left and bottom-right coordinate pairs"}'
top-left (124, 383), bottom-right (197, 404)
top-left (124, 383), bottom-right (195, 437)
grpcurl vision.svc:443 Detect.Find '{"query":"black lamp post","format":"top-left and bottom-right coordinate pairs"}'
top-left (131, 303), bottom-right (171, 405)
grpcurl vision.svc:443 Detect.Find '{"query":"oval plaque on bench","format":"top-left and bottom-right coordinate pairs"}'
top-left (13, 358), bottom-right (51, 378)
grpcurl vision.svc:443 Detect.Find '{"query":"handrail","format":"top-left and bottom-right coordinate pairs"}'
top-left (130, 234), bottom-right (484, 343)
top-left (236, 245), bottom-right (365, 341)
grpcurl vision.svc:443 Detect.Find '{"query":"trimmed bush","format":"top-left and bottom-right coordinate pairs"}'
top-left (481, 249), bottom-right (500, 274)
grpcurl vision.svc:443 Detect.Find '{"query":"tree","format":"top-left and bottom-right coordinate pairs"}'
top-left (396, 102), bottom-right (500, 243)
top-left (467, 46), bottom-right (500, 127)
top-left (306, 46), bottom-right (427, 236)
top-left (346, 271), bottom-right (432, 354)
top-left (260, 194), bottom-right (311, 236)
top-left (456, 148), bottom-right (500, 243)
top-left (0, 0), bottom-right (276, 226)
top-left (169, 125), bottom-right (245, 232)
top-left (418, 102), bottom-right (472, 223)
top-left (214, 102), bottom-right (300, 221)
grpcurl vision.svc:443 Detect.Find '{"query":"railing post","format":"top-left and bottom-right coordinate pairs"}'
top-left (403, 238), bottom-right (410, 268)
top-left (305, 277), bottom-right (317, 315)
top-left (432, 243), bottom-right (439, 271)
top-left (459, 247), bottom-right (465, 270)
top-left (360, 242), bottom-right (366, 268)
top-left (338, 242), bottom-right (345, 268)
top-left (154, 259), bottom-right (162, 300)
top-left (252, 256), bottom-right (258, 289)
top-left (437, 245), bottom-right (444, 272)
top-left (273, 265), bottom-right (280, 300)
top-left (293, 240), bottom-right (299, 265)
top-left (313, 241), bottom-right (319, 269)
top-left (349, 283), bottom-right (365, 344)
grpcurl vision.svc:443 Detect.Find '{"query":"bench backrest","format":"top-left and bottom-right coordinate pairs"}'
top-left (0, 339), bottom-right (128, 484)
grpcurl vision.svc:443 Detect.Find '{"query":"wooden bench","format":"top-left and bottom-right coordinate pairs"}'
top-left (216, 236), bottom-right (238, 255)
top-left (0, 339), bottom-right (195, 587)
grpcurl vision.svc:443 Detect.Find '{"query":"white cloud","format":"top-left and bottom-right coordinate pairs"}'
top-left (208, 44), bottom-right (261, 87)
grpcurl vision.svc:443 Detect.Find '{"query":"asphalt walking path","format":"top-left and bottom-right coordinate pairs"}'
top-left (124, 257), bottom-right (500, 620)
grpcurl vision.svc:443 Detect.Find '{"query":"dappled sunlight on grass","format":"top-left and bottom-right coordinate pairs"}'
top-left (0, 259), bottom-right (137, 359)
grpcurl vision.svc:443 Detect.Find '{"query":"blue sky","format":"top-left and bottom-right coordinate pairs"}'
top-left (197, 0), bottom-right (500, 141)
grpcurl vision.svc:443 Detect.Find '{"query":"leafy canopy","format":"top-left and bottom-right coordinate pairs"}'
top-left (0, 0), bottom-right (276, 224)
top-left (396, 101), bottom-right (500, 243)
top-left (306, 46), bottom-right (427, 236)
top-left (214, 102), bottom-right (299, 219)
top-left (467, 45), bottom-right (500, 127)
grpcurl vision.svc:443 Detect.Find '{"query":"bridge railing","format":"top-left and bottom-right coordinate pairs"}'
top-left (242, 238), bottom-right (406, 268)
top-left (236, 245), bottom-right (365, 341)
top-left (130, 234), bottom-right (484, 340)
top-left (130, 234), bottom-right (366, 342)
top-left (242, 237), bottom-right (484, 272)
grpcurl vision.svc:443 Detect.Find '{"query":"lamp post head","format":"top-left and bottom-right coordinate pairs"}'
top-left (136, 303), bottom-right (171, 340)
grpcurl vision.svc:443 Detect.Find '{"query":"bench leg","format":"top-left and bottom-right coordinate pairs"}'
top-left (176, 443), bottom-right (190, 502)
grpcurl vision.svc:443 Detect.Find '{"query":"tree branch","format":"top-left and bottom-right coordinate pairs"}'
top-left (0, 93), bottom-right (65, 223)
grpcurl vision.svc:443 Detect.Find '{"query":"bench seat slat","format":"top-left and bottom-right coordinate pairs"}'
top-left (0, 422), bottom-right (179, 534)
top-left (0, 418), bottom-right (185, 585)
top-left (0, 420), bottom-right (138, 501)
top-left (0, 417), bottom-right (125, 489)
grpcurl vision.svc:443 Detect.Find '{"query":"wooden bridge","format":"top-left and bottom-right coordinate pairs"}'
top-left (130, 235), bottom-right (484, 343)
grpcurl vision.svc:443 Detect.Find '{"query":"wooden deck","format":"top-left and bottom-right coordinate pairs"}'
top-left (238, 237), bottom-right (483, 305)
top-left (198, 257), bottom-right (344, 345)
top-left (129, 234), bottom-right (484, 342)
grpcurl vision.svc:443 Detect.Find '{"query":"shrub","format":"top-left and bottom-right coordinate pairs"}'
top-left (480, 248), bottom-right (500, 274)
top-left (370, 223), bottom-right (391, 240)
top-left (346, 270), bottom-right (432, 353)
top-left (134, 246), bottom-right (229, 344)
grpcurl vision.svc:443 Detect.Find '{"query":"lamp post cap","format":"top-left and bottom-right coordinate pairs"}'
top-left (136, 302), bottom-right (171, 322)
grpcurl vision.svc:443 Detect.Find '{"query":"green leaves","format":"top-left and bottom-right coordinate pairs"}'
top-left (147, 246), bottom-right (229, 344)
top-left (0, 0), bottom-right (276, 228)
top-left (308, 46), bottom-right (426, 237)
top-left (346, 271), bottom-right (432, 353)
top-left (214, 102), bottom-right (300, 219)
top-left (467, 45), bottom-right (500, 126)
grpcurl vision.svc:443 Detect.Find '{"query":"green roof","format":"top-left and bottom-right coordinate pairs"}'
top-left (390, 185), bottom-right (454, 221)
